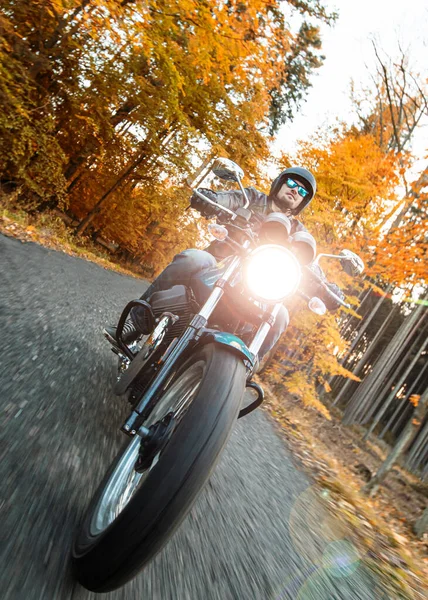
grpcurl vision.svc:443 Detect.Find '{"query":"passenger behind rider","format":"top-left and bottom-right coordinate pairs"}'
top-left (106, 167), bottom-right (344, 358)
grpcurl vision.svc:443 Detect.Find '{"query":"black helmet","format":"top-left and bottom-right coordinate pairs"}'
top-left (268, 167), bottom-right (316, 215)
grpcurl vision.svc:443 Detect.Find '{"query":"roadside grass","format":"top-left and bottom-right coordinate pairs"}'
top-left (260, 378), bottom-right (427, 600)
top-left (0, 201), bottom-right (143, 280)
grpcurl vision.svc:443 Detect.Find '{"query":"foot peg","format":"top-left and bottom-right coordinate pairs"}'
top-left (103, 327), bottom-right (119, 347)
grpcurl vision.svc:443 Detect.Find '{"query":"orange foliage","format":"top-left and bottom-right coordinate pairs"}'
top-left (267, 129), bottom-right (421, 413)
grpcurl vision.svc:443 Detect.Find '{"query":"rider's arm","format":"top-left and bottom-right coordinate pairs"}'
top-left (321, 281), bottom-right (345, 311)
top-left (291, 220), bottom-right (345, 311)
top-left (190, 186), bottom-right (260, 218)
top-left (303, 263), bottom-right (345, 311)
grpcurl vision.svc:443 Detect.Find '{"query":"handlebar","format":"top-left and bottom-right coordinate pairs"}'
top-left (304, 265), bottom-right (350, 309)
top-left (192, 189), bottom-right (237, 220)
top-left (320, 280), bottom-right (350, 309)
top-left (193, 190), bottom-right (349, 309)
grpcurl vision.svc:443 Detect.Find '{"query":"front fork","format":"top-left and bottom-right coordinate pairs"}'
top-left (248, 302), bottom-right (283, 357)
top-left (120, 250), bottom-right (280, 436)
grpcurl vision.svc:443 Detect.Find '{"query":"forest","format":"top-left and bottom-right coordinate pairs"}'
top-left (1, 0), bottom-right (427, 510)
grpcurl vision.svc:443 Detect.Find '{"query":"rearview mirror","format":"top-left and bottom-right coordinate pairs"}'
top-left (212, 158), bottom-right (244, 182)
top-left (340, 250), bottom-right (364, 276)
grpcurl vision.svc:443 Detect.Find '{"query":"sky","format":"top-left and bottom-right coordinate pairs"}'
top-left (272, 0), bottom-right (428, 169)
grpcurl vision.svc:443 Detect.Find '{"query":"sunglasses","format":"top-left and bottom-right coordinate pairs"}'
top-left (285, 178), bottom-right (309, 199)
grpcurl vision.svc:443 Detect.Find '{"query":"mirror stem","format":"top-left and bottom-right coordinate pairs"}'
top-left (193, 189), bottom-right (237, 219)
top-left (237, 178), bottom-right (250, 209)
top-left (313, 253), bottom-right (343, 265)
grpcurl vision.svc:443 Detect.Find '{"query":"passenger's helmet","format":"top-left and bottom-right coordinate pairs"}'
top-left (268, 167), bottom-right (316, 215)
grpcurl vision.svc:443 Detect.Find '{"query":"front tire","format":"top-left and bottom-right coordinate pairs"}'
top-left (72, 343), bottom-right (246, 592)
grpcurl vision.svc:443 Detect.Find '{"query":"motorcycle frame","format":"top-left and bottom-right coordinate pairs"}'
top-left (120, 248), bottom-right (282, 437)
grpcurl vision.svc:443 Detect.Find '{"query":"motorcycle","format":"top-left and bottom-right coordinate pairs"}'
top-left (71, 158), bottom-right (364, 592)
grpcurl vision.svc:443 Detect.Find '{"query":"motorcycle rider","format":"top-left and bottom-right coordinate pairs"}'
top-left (105, 167), bottom-right (344, 358)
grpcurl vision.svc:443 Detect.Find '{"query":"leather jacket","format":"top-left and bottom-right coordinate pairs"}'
top-left (192, 186), bottom-right (307, 251)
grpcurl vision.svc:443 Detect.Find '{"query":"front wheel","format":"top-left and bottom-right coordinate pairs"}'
top-left (72, 343), bottom-right (246, 592)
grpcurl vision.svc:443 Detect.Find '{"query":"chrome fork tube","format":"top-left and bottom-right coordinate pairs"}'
top-left (198, 254), bottom-right (243, 320)
top-left (248, 302), bottom-right (283, 356)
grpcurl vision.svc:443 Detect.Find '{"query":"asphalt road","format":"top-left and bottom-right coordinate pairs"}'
top-left (1, 234), bottom-right (388, 599)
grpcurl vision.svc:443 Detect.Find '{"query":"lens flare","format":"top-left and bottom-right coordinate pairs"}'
top-left (245, 245), bottom-right (301, 302)
top-left (322, 539), bottom-right (361, 578)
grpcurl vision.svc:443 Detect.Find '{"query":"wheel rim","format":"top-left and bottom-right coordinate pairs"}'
top-left (89, 360), bottom-right (205, 536)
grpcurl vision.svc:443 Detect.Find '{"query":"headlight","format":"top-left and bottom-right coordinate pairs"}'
top-left (244, 245), bottom-right (301, 303)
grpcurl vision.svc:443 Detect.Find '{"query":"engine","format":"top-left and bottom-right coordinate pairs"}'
top-left (149, 285), bottom-right (199, 345)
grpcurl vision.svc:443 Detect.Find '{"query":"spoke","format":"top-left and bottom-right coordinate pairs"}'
top-left (174, 381), bottom-right (201, 420)
top-left (115, 470), bottom-right (142, 518)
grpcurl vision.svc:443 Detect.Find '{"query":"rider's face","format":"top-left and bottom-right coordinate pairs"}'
top-left (275, 179), bottom-right (308, 213)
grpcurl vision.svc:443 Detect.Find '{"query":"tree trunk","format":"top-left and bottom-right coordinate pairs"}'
top-left (359, 306), bottom-right (427, 426)
top-left (413, 508), bottom-right (428, 539)
top-left (379, 361), bottom-right (428, 439)
top-left (338, 283), bottom-right (371, 339)
top-left (405, 418), bottom-right (428, 474)
top-left (364, 388), bottom-right (428, 496)
top-left (74, 125), bottom-right (178, 235)
top-left (64, 99), bottom-right (142, 184)
top-left (379, 169), bottom-right (428, 232)
top-left (364, 330), bottom-right (428, 439)
top-left (45, 1), bottom-right (92, 50)
top-left (74, 148), bottom-right (150, 235)
top-left (343, 300), bottom-right (426, 424)
top-left (327, 284), bottom-right (372, 394)
top-left (333, 305), bottom-right (397, 407)
top-left (342, 285), bottom-right (392, 369)
top-left (355, 308), bottom-right (426, 425)
top-left (186, 154), bottom-right (215, 188)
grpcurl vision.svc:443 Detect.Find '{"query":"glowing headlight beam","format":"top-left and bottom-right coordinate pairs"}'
top-left (245, 245), bottom-right (301, 303)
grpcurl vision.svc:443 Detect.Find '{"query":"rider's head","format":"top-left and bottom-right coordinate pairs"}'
top-left (268, 167), bottom-right (316, 216)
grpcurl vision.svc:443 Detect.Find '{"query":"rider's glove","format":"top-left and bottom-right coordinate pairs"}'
top-left (190, 188), bottom-right (223, 219)
top-left (311, 281), bottom-right (345, 311)
top-left (306, 264), bottom-right (345, 311)
top-left (321, 282), bottom-right (345, 311)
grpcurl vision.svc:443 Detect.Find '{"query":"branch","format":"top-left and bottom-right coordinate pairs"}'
top-left (372, 41), bottom-right (402, 152)
top-left (408, 72), bottom-right (428, 114)
top-left (148, 8), bottom-right (246, 42)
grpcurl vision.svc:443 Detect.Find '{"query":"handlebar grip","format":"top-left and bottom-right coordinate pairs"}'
top-left (192, 190), bottom-right (237, 219)
top-left (304, 265), bottom-right (350, 309)
top-left (323, 284), bottom-right (350, 309)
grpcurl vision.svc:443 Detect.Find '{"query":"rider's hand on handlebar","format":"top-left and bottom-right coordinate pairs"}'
top-left (318, 281), bottom-right (347, 311)
top-left (190, 189), bottom-right (229, 221)
top-left (303, 265), bottom-right (347, 310)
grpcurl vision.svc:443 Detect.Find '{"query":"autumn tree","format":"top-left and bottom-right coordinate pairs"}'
top-left (333, 48), bottom-right (427, 448)
top-left (349, 43), bottom-right (428, 286)
top-left (68, 0), bottom-right (335, 235)
top-left (0, 9), bottom-right (67, 205)
top-left (0, 0), bottom-right (334, 248)
top-left (266, 43), bottom-right (427, 429)
top-left (265, 129), bottom-right (401, 413)
top-left (288, 48), bottom-right (428, 484)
